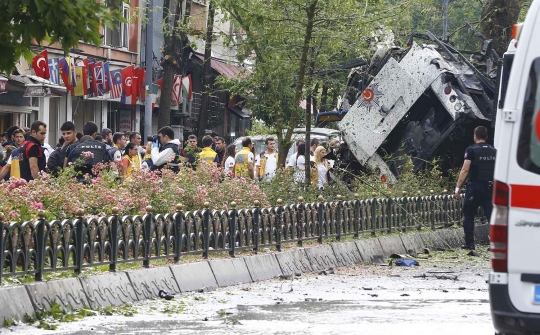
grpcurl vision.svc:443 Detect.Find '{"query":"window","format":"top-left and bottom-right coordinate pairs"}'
top-left (517, 58), bottom-right (540, 174)
top-left (104, 2), bottom-right (130, 49)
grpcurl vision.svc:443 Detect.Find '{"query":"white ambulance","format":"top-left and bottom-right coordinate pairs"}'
top-left (489, 0), bottom-right (540, 334)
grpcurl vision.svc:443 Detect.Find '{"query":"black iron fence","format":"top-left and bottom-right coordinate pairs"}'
top-left (0, 193), bottom-right (467, 284)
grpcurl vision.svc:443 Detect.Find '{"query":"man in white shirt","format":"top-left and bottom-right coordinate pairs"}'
top-left (286, 138), bottom-right (305, 168)
top-left (255, 136), bottom-right (278, 181)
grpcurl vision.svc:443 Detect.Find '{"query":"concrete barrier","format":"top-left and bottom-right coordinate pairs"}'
top-left (127, 267), bottom-right (180, 301)
top-left (400, 234), bottom-right (425, 253)
top-left (275, 249), bottom-right (312, 275)
top-left (435, 229), bottom-right (462, 249)
top-left (377, 235), bottom-right (407, 257)
top-left (331, 242), bottom-right (362, 266)
top-left (80, 272), bottom-right (138, 309)
top-left (418, 231), bottom-right (447, 250)
top-left (209, 258), bottom-right (252, 287)
top-left (304, 244), bottom-right (339, 271)
top-left (25, 278), bottom-right (89, 312)
top-left (244, 254), bottom-right (283, 282)
top-left (0, 286), bottom-right (35, 322)
top-left (474, 224), bottom-right (490, 244)
top-left (170, 262), bottom-right (217, 292)
top-left (354, 238), bottom-right (385, 262)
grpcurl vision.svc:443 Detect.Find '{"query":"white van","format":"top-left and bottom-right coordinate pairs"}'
top-left (489, 1), bottom-right (540, 334)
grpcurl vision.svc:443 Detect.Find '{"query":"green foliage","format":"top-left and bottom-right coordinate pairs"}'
top-left (349, 157), bottom-right (458, 199)
top-left (160, 301), bottom-right (186, 315)
top-left (247, 119), bottom-right (276, 136)
top-left (0, 0), bottom-right (123, 73)
top-left (99, 303), bottom-right (137, 317)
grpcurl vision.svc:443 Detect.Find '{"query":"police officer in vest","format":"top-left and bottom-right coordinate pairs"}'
top-left (64, 121), bottom-right (110, 182)
top-left (150, 126), bottom-right (182, 172)
top-left (455, 126), bottom-right (496, 250)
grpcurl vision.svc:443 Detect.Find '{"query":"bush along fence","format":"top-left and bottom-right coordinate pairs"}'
top-left (0, 192), bottom-right (468, 284)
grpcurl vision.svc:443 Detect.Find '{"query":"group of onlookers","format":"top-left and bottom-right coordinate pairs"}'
top-left (1, 122), bottom-right (339, 188)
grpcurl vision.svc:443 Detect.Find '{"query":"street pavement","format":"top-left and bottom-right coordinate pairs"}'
top-left (3, 248), bottom-right (493, 335)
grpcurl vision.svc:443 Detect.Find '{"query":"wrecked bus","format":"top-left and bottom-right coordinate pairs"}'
top-left (328, 33), bottom-right (498, 185)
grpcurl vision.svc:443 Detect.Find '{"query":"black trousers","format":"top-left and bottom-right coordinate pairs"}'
top-left (462, 181), bottom-right (493, 246)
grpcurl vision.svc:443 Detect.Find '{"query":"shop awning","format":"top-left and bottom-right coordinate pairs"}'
top-left (8, 74), bottom-right (67, 97)
top-left (0, 104), bottom-right (37, 114)
top-left (193, 54), bottom-right (249, 79)
top-left (228, 106), bottom-right (251, 119)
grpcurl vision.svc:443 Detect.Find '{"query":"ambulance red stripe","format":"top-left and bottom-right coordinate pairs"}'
top-left (511, 184), bottom-right (540, 209)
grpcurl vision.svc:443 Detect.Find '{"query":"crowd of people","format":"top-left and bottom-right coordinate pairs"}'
top-left (0, 121), bottom-right (339, 188)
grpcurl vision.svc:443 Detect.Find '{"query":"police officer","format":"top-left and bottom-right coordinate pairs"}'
top-left (64, 121), bottom-right (110, 182)
top-left (455, 126), bottom-right (496, 250)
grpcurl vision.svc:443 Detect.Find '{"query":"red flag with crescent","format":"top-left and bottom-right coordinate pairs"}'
top-left (121, 65), bottom-right (134, 97)
top-left (32, 50), bottom-right (50, 79)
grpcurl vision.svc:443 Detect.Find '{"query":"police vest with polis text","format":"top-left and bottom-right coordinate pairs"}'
top-left (467, 143), bottom-right (497, 182)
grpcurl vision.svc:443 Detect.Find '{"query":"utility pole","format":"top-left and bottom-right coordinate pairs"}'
top-left (442, 0), bottom-right (449, 41)
top-left (144, 0), bottom-right (154, 139)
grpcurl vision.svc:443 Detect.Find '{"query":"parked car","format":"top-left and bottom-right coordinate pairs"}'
top-left (233, 128), bottom-right (340, 161)
top-left (489, 2), bottom-right (540, 334)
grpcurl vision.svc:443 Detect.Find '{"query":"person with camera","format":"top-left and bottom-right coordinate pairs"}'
top-left (149, 126), bottom-right (182, 172)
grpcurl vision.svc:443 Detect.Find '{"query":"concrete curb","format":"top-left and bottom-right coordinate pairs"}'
top-left (170, 262), bottom-right (217, 293)
top-left (209, 258), bottom-right (252, 287)
top-left (81, 272), bottom-right (138, 309)
top-left (244, 254), bottom-right (283, 282)
top-left (0, 226), bottom-right (481, 325)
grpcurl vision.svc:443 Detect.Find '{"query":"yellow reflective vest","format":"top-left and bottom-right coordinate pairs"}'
top-left (234, 147), bottom-right (252, 178)
top-left (10, 157), bottom-right (20, 179)
top-left (199, 147), bottom-right (218, 164)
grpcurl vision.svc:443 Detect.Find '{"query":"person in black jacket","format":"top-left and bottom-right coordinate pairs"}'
top-left (46, 137), bottom-right (65, 176)
top-left (454, 126), bottom-right (496, 250)
top-left (64, 122), bottom-right (110, 182)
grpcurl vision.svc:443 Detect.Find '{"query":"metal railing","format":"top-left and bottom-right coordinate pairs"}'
top-left (0, 193), bottom-right (466, 284)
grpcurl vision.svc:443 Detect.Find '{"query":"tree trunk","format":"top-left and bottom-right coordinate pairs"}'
top-left (158, 0), bottom-right (192, 129)
top-left (197, 0), bottom-right (215, 138)
top-left (320, 84), bottom-right (328, 112)
top-left (304, 90), bottom-right (312, 185)
top-left (480, 0), bottom-right (521, 56)
top-left (280, 0), bottom-right (318, 168)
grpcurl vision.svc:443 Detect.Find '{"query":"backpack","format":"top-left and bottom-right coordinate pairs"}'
top-left (108, 147), bottom-right (124, 161)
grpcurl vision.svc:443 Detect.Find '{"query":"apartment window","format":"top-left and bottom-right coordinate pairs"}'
top-left (104, 2), bottom-right (130, 49)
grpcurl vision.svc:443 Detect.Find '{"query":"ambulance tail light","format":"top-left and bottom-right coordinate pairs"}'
top-left (490, 180), bottom-right (509, 273)
top-left (512, 23), bottom-right (523, 40)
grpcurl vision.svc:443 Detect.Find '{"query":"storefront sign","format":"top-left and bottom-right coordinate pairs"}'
top-left (118, 110), bottom-right (132, 132)
top-left (23, 86), bottom-right (61, 97)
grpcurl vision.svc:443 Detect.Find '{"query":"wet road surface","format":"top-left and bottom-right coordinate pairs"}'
top-left (3, 249), bottom-right (493, 335)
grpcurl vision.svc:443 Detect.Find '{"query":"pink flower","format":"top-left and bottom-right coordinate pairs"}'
top-left (32, 202), bottom-right (44, 210)
top-left (177, 188), bottom-right (185, 195)
top-left (82, 151), bottom-right (95, 158)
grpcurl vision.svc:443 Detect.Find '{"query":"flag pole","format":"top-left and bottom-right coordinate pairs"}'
top-left (144, 0), bottom-right (154, 139)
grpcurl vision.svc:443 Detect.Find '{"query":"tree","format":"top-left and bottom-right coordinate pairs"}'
top-left (157, 0), bottom-right (193, 129)
top-left (0, 0), bottom-right (122, 73)
top-left (196, 0), bottom-right (217, 139)
top-left (216, 0), bottom-right (413, 168)
top-left (480, 0), bottom-right (521, 56)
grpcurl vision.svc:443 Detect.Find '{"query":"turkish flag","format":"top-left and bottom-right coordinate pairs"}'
top-left (137, 68), bottom-right (146, 102)
top-left (121, 65), bottom-right (134, 97)
top-left (32, 50), bottom-right (50, 79)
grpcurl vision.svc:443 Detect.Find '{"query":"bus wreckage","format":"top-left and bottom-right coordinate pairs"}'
top-left (319, 32), bottom-right (499, 185)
